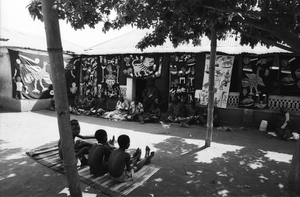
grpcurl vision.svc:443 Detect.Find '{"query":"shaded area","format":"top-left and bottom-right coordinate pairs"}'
top-left (0, 110), bottom-right (296, 196)
top-left (130, 137), bottom-right (292, 196)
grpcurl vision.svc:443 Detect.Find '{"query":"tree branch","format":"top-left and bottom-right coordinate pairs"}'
top-left (232, 27), bottom-right (296, 53)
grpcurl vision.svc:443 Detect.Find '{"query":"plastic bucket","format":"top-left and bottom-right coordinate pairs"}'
top-left (259, 120), bottom-right (268, 131)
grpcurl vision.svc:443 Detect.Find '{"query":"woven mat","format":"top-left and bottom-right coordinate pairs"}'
top-left (26, 144), bottom-right (161, 197)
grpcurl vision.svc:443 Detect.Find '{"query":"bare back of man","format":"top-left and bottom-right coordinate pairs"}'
top-left (108, 149), bottom-right (131, 178)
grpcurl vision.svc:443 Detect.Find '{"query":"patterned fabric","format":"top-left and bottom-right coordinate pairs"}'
top-left (128, 102), bottom-right (144, 115)
top-left (116, 100), bottom-right (130, 111)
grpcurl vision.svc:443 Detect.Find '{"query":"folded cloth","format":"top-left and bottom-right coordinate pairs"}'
top-left (290, 132), bottom-right (299, 140)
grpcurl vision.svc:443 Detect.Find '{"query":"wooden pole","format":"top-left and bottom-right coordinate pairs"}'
top-left (286, 139), bottom-right (300, 196)
top-left (205, 25), bottom-right (217, 147)
top-left (41, 0), bottom-right (82, 196)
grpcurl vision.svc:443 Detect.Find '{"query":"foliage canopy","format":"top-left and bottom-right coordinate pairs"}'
top-left (28, 0), bottom-right (300, 53)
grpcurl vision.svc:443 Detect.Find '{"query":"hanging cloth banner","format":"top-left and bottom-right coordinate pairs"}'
top-left (196, 54), bottom-right (234, 108)
top-left (8, 49), bottom-right (74, 99)
top-left (122, 54), bottom-right (162, 78)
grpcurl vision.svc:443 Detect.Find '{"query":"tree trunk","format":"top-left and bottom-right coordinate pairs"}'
top-left (286, 139), bottom-right (300, 196)
top-left (205, 25), bottom-right (217, 147)
top-left (41, 0), bottom-right (82, 196)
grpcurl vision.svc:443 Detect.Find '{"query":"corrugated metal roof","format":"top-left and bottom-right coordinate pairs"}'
top-left (0, 27), bottom-right (86, 55)
top-left (85, 29), bottom-right (291, 55)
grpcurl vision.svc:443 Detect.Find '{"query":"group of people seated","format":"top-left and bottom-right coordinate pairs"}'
top-left (100, 95), bottom-right (162, 124)
top-left (66, 89), bottom-right (218, 129)
top-left (49, 78), bottom-right (218, 128)
top-left (58, 119), bottom-right (155, 182)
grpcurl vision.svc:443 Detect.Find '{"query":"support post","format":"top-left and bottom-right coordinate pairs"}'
top-left (205, 25), bottom-right (217, 147)
top-left (41, 0), bottom-right (82, 196)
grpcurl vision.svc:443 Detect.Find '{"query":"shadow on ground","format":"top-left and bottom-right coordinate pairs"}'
top-left (1, 110), bottom-right (295, 196)
top-left (130, 137), bottom-right (291, 196)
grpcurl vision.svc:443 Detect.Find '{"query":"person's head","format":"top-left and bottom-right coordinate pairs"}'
top-left (134, 97), bottom-right (140, 105)
top-left (117, 134), bottom-right (130, 149)
top-left (87, 94), bottom-right (93, 100)
top-left (280, 107), bottom-right (288, 114)
top-left (70, 119), bottom-right (80, 137)
top-left (171, 95), bottom-right (179, 103)
top-left (191, 100), bottom-right (196, 108)
top-left (149, 79), bottom-right (155, 86)
top-left (119, 94), bottom-right (124, 102)
top-left (95, 129), bottom-right (108, 144)
top-left (153, 97), bottom-right (159, 104)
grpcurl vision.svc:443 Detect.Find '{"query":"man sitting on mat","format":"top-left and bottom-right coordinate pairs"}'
top-left (88, 129), bottom-right (116, 176)
top-left (108, 134), bottom-right (155, 183)
top-left (58, 119), bottom-right (94, 164)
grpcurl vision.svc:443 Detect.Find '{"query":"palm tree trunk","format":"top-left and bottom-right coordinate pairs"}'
top-left (41, 0), bottom-right (82, 196)
top-left (205, 25), bottom-right (217, 147)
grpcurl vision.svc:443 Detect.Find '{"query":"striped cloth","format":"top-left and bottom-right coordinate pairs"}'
top-left (26, 144), bottom-right (161, 197)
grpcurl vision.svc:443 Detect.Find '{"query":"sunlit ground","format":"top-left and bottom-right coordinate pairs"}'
top-left (0, 110), bottom-right (295, 196)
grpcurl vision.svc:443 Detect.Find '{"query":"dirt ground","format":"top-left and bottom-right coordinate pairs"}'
top-left (0, 108), bottom-right (297, 197)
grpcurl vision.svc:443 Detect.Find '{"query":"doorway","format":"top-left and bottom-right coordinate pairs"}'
top-left (135, 79), bottom-right (147, 101)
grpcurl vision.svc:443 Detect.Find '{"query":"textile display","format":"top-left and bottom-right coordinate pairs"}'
top-left (8, 49), bottom-right (73, 100)
top-left (26, 143), bottom-right (161, 197)
top-left (80, 57), bottom-right (101, 98)
top-left (196, 54), bottom-right (234, 108)
top-left (99, 56), bottom-right (121, 98)
top-left (66, 58), bottom-right (81, 103)
top-left (169, 54), bottom-right (196, 104)
top-left (122, 55), bottom-right (162, 78)
top-left (277, 56), bottom-right (300, 96)
top-left (238, 56), bottom-right (277, 109)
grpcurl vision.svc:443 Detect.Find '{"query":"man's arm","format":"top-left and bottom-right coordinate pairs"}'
top-left (281, 112), bottom-right (290, 129)
top-left (77, 134), bottom-right (95, 139)
top-left (125, 153), bottom-right (132, 172)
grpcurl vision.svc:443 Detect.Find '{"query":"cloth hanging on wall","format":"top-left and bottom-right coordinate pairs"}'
top-left (122, 54), bottom-right (162, 78)
top-left (238, 55), bottom-right (276, 109)
top-left (98, 56), bottom-right (121, 99)
top-left (278, 56), bottom-right (300, 96)
top-left (65, 58), bottom-right (81, 106)
top-left (80, 57), bottom-right (100, 98)
top-left (8, 49), bottom-right (74, 100)
top-left (196, 54), bottom-right (234, 108)
top-left (169, 54), bottom-right (196, 104)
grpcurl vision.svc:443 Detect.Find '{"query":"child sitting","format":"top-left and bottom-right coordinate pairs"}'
top-left (108, 135), bottom-right (155, 182)
top-left (88, 129), bottom-right (115, 176)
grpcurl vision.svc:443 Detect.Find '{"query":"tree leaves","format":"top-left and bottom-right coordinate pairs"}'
top-left (27, 0), bottom-right (300, 54)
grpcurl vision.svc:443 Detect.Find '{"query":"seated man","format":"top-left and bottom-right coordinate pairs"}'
top-left (108, 134), bottom-right (155, 183)
top-left (102, 94), bottom-right (129, 121)
top-left (58, 119), bottom-right (94, 164)
top-left (81, 94), bottom-right (95, 111)
top-left (142, 102), bottom-right (161, 123)
top-left (126, 97), bottom-right (144, 123)
top-left (273, 107), bottom-right (292, 140)
top-left (185, 102), bottom-right (220, 127)
top-left (88, 129), bottom-right (116, 176)
top-left (142, 79), bottom-right (160, 112)
top-left (167, 95), bottom-right (189, 127)
top-left (86, 93), bottom-right (107, 116)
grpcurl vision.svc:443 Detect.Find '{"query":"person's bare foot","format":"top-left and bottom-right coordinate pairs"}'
top-left (132, 148), bottom-right (140, 158)
top-left (145, 146), bottom-right (150, 158)
top-left (132, 148), bottom-right (141, 162)
top-left (145, 151), bottom-right (155, 164)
